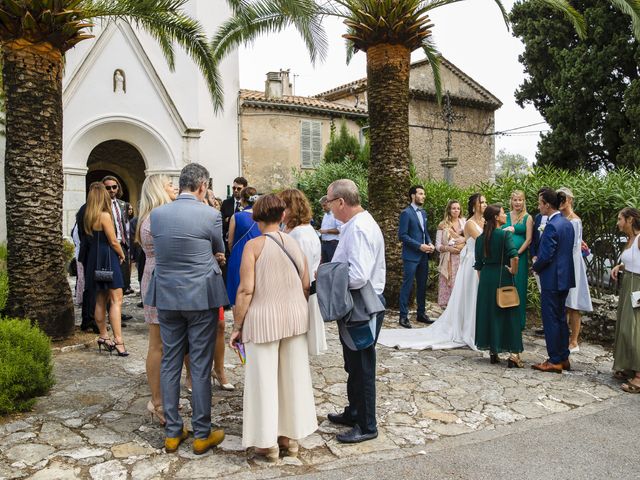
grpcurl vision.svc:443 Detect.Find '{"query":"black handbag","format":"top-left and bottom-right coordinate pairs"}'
top-left (94, 232), bottom-right (114, 283)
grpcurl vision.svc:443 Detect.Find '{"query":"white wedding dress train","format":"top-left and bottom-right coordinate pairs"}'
top-left (378, 228), bottom-right (480, 350)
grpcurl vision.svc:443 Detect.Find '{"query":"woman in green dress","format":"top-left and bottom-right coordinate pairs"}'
top-left (503, 190), bottom-right (533, 330)
top-left (475, 204), bottom-right (523, 367)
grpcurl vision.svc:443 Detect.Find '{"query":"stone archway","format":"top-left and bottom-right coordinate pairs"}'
top-left (86, 140), bottom-right (146, 213)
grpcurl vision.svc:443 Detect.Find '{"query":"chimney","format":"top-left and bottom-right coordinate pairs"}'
top-left (265, 69), bottom-right (293, 99)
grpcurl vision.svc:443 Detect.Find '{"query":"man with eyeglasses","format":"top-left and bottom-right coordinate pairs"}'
top-left (323, 179), bottom-right (386, 444)
top-left (103, 176), bottom-right (134, 320)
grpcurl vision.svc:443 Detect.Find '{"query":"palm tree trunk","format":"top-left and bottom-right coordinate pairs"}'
top-left (366, 44), bottom-right (411, 309)
top-left (2, 39), bottom-right (74, 337)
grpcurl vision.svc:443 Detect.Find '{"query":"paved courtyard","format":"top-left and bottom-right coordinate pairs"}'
top-left (0, 285), bottom-right (623, 480)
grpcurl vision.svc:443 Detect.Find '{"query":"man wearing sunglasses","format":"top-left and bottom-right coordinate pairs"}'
top-left (103, 176), bottom-right (134, 320)
top-left (220, 176), bottom-right (248, 246)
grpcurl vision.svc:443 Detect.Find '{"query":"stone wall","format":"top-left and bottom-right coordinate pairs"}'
top-left (240, 108), bottom-right (362, 193)
top-left (409, 99), bottom-right (495, 187)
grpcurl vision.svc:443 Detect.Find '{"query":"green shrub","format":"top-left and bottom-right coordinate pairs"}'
top-left (0, 243), bottom-right (6, 311)
top-left (0, 270), bottom-right (7, 312)
top-left (324, 121), bottom-right (364, 164)
top-left (295, 159), bottom-right (369, 221)
top-left (62, 238), bottom-right (75, 265)
top-left (0, 318), bottom-right (54, 415)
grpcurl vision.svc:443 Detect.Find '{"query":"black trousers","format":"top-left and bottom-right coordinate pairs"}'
top-left (121, 243), bottom-right (131, 291)
top-left (321, 240), bottom-right (339, 264)
top-left (340, 304), bottom-right (385, 434)
top-left (136, 249), bottom-right (146, 285)
top-left (80, 260), bottom-right (96, 329)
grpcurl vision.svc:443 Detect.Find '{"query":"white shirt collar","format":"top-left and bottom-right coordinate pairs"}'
top-left (548, 211), bottom-right (561, 220)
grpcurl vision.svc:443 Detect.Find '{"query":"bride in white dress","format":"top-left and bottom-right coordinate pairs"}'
top-left (378, 194), bottom-right (487, 350)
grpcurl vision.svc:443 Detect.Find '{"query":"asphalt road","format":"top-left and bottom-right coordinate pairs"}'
top-left (292, 394), bottom-right (639, 480)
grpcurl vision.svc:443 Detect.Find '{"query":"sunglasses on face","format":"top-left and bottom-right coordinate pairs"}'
top-left (232, 186), bottom-right (243, 191)
top-left (105, 185), bottom-right (118, 191)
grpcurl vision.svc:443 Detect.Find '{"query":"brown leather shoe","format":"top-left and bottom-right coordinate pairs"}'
top-left (531, 361), bottom-right (563, 374)
top-left (560, 359), bottom-right (571, 371)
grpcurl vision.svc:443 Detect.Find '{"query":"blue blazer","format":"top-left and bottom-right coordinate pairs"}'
top-left (532, 213), bottom-right (575, 291)
top-left (398, 205), bottom-right (432, 262)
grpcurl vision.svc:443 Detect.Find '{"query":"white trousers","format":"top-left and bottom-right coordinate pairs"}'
top-left (242, 333), bottom-right (318, 448)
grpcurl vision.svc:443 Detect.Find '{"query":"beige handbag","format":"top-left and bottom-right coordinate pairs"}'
top-left (496, 234), bottom-right (520, 309)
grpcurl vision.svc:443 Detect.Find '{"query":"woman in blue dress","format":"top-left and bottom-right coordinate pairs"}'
top-left (84, 182), bottom-right (127, 356)
top-left (226, 187), bottom-right (260, 306)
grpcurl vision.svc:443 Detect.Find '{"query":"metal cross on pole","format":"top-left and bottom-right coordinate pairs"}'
top-left (438, 91), bottom-right (465, 184)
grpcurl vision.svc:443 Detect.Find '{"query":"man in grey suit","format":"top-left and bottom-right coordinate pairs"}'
top-left (145, 163), bottom-right (229, 455)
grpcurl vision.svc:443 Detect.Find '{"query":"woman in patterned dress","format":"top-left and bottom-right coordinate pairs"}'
top-left (137, 174), bottom-right (177, 425)
top-left (435, 200), bottom-right (466, 307)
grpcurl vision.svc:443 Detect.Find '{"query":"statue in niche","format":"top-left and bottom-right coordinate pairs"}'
top-left (113, 69), bottom-right (126, 93)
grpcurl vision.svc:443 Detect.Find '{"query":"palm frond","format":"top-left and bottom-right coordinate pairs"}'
top-left (422, 38), bottom-right (443, 104)
top-left (608, 0), bottom-right (640, 40)
top-left (213, 0), bottom-right (327, 65)
top-left (538, 0), bottom-right (587, 39)
top-left (345, 36), bottom-right (357, 64)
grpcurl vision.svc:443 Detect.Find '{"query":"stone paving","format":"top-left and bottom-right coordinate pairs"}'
top-left (0, 284), bottom-right (623, 480)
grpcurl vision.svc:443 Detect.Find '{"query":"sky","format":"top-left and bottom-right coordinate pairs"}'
top-left (237, 0), bottom-right (547, 163)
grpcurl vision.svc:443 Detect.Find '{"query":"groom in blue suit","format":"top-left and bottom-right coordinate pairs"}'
top-left (398, 185), bottom-right (435, 328)
top-left (532, 188), bottom-right (575, 373)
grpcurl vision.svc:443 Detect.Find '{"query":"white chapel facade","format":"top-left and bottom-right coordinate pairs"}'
top-left (0, 0), bottom-right (239, 240)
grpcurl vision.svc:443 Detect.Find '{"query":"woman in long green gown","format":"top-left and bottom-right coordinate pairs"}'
top-left (503, 190), bottom-right (533, 330)
top-left (475, 204), bottom-right (523, 367)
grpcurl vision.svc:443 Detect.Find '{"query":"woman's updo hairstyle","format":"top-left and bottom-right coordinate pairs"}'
top-left (252, 194), bottom-right (285, 224)
top-left (620, 207), bottom-right (640, 231)
top-left (467, 193), bottom-right (482, 218)
top-left (240, 186), bottom-right (258, 207)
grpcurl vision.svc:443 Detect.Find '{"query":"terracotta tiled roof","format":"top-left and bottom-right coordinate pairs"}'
top-left (313, 57), bottom-right (502, 110)
top-left (239, 89), bottom-right (368, 118)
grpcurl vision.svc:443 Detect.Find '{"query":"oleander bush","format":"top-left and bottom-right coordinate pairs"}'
top-left (414, 166), bottom-right (640, 297)
top-left (296, 164), bottom-right (640, 297)
top-left (0, 317), bottom-right (54, 415)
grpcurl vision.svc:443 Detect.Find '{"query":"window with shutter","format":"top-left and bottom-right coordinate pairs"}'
top-left (300, 120), bottom-right (322, 168)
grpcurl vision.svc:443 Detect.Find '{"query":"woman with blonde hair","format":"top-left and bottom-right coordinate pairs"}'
top-left (558, 187), bottom-right (592, 352)
top-left (502, 190), bottom-right (533, 330)
top-left (136, 174), bottom-right (177, 424)
top-left (84, 182), bottom-right (127, 355)
top-left (279, 188), bottom-right (326, 355)
top-left (435, 200), bottom-right (466, 307)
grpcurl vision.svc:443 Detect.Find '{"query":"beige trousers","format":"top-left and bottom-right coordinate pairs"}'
top-left (242, 333), bottom-right (318, 448)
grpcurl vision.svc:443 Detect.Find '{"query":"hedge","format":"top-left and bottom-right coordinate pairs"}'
top-left (0, 317), bottom-right (54, 414)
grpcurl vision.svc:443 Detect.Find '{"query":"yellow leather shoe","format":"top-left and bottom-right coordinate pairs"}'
top-left (193, 429), bottom-right (225, 455)
top-left (165, 427), bottom-right (189, 453)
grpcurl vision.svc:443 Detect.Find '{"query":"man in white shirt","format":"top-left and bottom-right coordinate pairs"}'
top-left (324, 179), bottom-right (386, 444)
top-left (318, 195), bottom-right (342, 263)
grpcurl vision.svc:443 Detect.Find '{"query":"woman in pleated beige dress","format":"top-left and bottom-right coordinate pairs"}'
top-left (230, 194), bottom-right (317, 462)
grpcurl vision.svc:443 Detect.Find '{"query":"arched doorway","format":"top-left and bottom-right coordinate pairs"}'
top-left (86, 140), bottom-right (146, 213)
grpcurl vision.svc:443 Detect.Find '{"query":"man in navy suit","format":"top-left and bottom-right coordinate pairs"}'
top-left (398, 185), bottom-right (435, 328)
top-left (530, 189), bottom-right (550, 335)
top-left (532, 188), bottom-right (576, 373)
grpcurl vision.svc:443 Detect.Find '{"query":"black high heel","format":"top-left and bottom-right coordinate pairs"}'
top-left (113, 342), bottom-right (129, 357)
top-left (490, 352), bottom-right (500, 364)
top-left (97, 337), bottom-right (114, 353)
